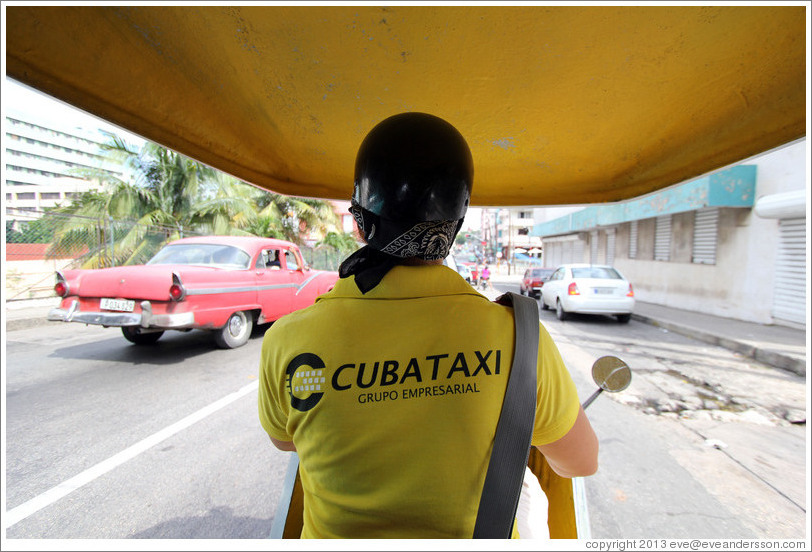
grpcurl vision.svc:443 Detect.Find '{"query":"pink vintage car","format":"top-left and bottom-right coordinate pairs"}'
top-left (47, 235), bottom-right (340, 348)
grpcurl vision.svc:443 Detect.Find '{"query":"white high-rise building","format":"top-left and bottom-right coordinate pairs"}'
top-left (4, 112), bottom-right (120, 221)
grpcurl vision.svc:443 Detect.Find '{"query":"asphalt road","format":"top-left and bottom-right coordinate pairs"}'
top-left (4, 284), bottom-right (806, 540)
top-left (496, 281), bottom-right (806, 540)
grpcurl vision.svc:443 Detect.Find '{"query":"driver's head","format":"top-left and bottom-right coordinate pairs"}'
top-left (350, 112), bottom-right (473, 261)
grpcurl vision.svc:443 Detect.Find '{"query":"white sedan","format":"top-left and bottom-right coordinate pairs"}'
top-left (539, 264), bottom-right (635, 323)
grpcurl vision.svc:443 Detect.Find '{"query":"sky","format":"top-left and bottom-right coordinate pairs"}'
top-left (3, 77), bottom-right (484, 231)
top-left (3, 77), bottom-right (146, 145)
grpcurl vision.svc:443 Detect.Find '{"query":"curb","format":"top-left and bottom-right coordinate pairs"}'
top-left (5, 317), bottom-right (58, 333)
top-left (631, 313), bottom-right (805, 377)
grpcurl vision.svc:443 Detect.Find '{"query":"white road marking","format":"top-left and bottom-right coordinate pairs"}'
top-left (5, 380), bottom-right (259, 529)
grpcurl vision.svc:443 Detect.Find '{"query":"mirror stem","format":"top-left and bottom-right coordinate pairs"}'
top-left (582, 388), bottom-right (603, 410)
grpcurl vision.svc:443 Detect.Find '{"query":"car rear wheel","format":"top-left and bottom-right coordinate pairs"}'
top-left (215, 310), bottom-right (253, 349)
top-left (616, 313), bottom-right (631, 324)
top-left (121, 326), bottom-right (164, 345)
top-left (555, 299), bottom-right (568, 321)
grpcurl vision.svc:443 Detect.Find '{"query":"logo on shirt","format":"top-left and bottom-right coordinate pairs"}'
top-left (286, 353), bottom-right (326, 412)
top-left (285, 349), bottom-right (502, 411)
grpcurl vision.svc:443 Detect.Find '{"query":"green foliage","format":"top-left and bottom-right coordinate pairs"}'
top-left (316, 231), bottom-right (361, 254)
top-left (46, 132), bottom-right (344, 267)
top-left (5, 217), bottom-right (56, 243)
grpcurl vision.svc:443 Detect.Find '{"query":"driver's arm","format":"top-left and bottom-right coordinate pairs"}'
top-left (536, 406), bottom-right (598, 478)
top-left (270, 436), bottom-right (297, 452)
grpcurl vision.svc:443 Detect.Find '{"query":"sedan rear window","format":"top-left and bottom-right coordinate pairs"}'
top-left (147, 244), bottom-right (251, 269)
top-left (531, 269), bottom-right (554, 278)
top-left (571, 267), bottom-right (622, 279)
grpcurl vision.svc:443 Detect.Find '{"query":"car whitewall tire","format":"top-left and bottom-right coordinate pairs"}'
top-left (215, 310), bottom-right (253, 349)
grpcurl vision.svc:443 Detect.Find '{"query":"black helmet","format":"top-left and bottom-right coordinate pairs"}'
top-left (353, 112), bottom-right (474, 222)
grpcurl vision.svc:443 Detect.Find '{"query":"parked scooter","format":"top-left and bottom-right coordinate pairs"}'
top-left (270, 355), bottom-right (632, 539)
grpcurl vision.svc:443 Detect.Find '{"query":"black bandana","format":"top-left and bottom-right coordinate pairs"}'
top-left (339, 202), bottom-right (463, 293)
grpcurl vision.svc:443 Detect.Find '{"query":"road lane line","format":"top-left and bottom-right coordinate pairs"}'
top-left (5, 380), bottom-right (259, 529)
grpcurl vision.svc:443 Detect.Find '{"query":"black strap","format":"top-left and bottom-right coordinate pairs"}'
top-left (472, 292), bottom-right (539, 538)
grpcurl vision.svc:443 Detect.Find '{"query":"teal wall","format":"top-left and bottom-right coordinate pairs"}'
top-left (533, 165), bottom-right (756, 237)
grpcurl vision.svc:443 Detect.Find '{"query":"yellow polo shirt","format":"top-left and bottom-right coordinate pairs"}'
top-left (258, 264), bottom-right (579, 538)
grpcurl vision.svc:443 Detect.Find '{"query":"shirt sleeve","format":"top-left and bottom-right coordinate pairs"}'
top-left (531, 324), bottom-right (580, 446)
top-left (257, 326), bottom-right (294, 442)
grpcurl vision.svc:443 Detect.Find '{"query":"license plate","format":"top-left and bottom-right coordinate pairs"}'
top-left (100, 298), bottom-right (135, 312)
top-left (593, 288), bottom-right (614, 295)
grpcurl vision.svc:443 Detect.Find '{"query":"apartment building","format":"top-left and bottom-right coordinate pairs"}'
top-left (480, 207), bottom-right (543, 262)
top-left (3, 108), bottom-right (123, 226)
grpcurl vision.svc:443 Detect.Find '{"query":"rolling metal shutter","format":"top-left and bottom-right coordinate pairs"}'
top-left (629, 221), bottom-right (638, 259)
top-left (772, 217), bottom-right (806, 326)
top-left (692, 208), bottom-right (719, 265)
top-left (606, 228), bottom-right (616, 266)
top-left (590, 231), bottom-right (598, 264)
top-left (654, 215), bottom-right (672, 261)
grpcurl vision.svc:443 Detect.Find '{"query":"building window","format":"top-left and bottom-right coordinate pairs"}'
top-left (16, 192), bottom-right (36, 200)
top-left (692, 208), bottom-right (719, 265)
top-left (654, 215), bottom-right (672, 261)
top-left (629, 220), bottom-right (638, 259)
top-left (41, 192), bottom-right (62, 200)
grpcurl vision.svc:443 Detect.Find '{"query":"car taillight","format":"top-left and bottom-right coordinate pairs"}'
top-left (568, 282), bottom-right (580, 295)
top-left (54, 281), bottom-right (69, 297)
top-left (169, 284), bottom-right (185, 301)
top-left (169, 272), bottom-right (186, 301)
top-left (627, 283), bottom-right (635, 297)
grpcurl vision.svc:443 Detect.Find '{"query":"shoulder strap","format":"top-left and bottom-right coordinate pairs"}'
top-left (473, 292), bottom-right (539, 538)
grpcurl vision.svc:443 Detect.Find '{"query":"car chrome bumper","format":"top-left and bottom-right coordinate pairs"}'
top-left (47, 300), bottom-right (195, 329)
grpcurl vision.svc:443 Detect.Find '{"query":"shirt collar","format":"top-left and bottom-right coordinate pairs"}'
top-left (319, 264), bottom-right (487, 302)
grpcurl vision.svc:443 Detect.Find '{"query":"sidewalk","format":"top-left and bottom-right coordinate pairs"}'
top-left (3, 282), bottom-right (807, 376)
top-left (486, 272), bottom-right (807, 376)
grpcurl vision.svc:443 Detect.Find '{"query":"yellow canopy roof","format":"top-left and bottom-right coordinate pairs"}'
top-left (5, 5), bottom-right (807, 206)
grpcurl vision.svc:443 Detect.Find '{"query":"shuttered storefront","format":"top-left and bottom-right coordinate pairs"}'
top-left (654, 215), bottom-right (672, 261)
top-left (590, 231), bottom-right (598, 264)
top-left (606, 228), bottom-right (616, 266)
top-left (543, 234), bottom-right (584, 267)
top-left (692, 208), bottom-right (719, 264)
top-left (772, 217), bottom-right (806, 326)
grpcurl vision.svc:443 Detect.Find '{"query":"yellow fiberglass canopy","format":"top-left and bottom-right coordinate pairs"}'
top-left (4, 5), bottom-right (807, 206)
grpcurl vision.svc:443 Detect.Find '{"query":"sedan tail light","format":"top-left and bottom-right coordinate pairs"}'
top-left (568, 282), bottom-right (580, 295)
top-left (169, 272), bottom-right (186, 301)
top-left (627, 283), bottom-right (635, 297)
top-left (54, 272), bottom-right (70, 297)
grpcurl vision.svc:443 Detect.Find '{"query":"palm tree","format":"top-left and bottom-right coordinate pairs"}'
top-left (47, 134), bottom-right (222, 267)
top-left (203, 171), bottom-right (343, 245)
top-left (45, 132), bottom-right (348, 267)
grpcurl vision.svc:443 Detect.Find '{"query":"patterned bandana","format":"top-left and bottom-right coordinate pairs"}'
top-left (339, 201), bottom-right (464, 293)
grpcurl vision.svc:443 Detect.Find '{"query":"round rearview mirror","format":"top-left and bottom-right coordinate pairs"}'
top-left (591, 356), bottom-right (632, 393)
